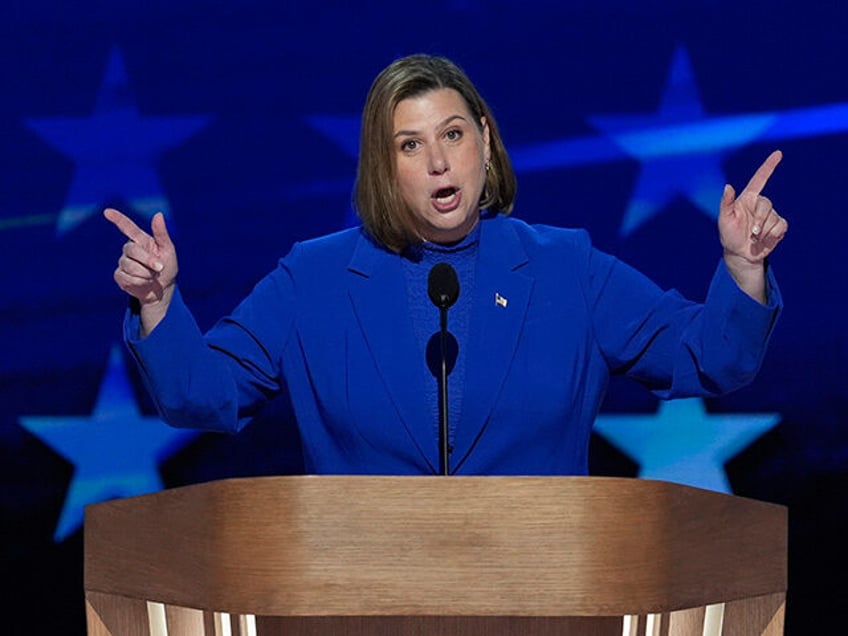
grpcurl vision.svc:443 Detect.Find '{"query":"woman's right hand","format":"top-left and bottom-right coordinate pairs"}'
top-left (104, 208), bottom-right (178, 335)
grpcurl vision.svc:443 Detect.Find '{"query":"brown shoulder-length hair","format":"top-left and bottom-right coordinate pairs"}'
top-left (354, 54), bottom-right (516, 253)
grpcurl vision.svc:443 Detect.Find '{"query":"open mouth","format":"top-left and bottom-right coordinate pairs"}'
top-left (432, 187), bottom-right (460, 208)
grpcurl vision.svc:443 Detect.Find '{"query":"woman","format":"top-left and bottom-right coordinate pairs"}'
top-left (105, 54), bottom-right (787, 476)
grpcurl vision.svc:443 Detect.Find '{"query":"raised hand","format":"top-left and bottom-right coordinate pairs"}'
top-left (719, 151), bottom-right (788, 302)
top-left (720, 150), bottom-right (788, 263)
top-left (104, 208), bottom-right (178, 334)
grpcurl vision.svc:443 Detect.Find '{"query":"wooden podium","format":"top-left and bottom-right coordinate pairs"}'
top-left (84, 476), bottom-right (787, 636)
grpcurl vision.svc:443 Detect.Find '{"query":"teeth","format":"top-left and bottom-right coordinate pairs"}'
top-left (436, 190), bottom-right (457, 204)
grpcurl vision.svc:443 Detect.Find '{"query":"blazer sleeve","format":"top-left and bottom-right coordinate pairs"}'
top-left (124, 252), bottom-right (299, 433)
top-left (580, 233), bottom-right (781, 397)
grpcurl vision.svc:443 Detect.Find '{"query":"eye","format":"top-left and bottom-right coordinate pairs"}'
top-left (445, 128), bottom-right (463, 142)
top-left (400, 139), bottom-right (419, 152)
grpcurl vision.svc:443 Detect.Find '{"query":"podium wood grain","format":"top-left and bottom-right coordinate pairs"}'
top-left (84, 476), bottom-right (787, 635)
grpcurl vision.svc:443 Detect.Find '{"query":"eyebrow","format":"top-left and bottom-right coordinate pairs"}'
top-left (393, 114), bottom-right (469, 138)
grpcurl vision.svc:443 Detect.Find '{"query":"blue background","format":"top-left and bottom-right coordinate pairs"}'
top-left (3, 1), bottom-right (846, 633)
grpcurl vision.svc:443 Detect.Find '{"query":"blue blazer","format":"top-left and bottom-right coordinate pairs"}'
top-left (128, 214), bottom-right (781, 476)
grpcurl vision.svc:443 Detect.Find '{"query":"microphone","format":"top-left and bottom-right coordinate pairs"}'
top-left (427, 263), bottom-right (459, 476)
top-left (428, 262), bottom-right (459, 310)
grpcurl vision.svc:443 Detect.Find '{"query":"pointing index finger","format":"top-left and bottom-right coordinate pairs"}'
top-left (103, 208), bottom-right (150, 244)
top-left (743, 150), bottom-right (783, 196)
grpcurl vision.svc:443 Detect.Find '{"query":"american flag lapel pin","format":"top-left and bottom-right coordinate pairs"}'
top-left (495, 292), bottom-right (508, 308)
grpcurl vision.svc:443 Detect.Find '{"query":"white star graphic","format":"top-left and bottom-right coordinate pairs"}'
top-left (18, 345), bottom-right (200, 541)
top-left (593, 398), bottom-right (781, 494)
top-left (25, 46), bottom-right (212, 235)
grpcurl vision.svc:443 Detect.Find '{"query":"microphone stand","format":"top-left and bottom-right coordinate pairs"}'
top-left (438, 305), bottom-right (450, 476)
top-left (428, 262), bottom-right (458, 476)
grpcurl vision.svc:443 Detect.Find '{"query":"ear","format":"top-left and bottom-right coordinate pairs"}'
top-left (480, 116), bottom-right (491, 162)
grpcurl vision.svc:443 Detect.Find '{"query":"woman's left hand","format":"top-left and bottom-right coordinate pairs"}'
top-left (720, 150), bottom-right (788, 264)
top-left (719, 150), bottom-right (788, 303)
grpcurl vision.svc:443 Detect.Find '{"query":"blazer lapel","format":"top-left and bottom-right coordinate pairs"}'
top-left (346, 234), bottom-right (439, 472)
top-left (451, 216), bottom-right (533, 471)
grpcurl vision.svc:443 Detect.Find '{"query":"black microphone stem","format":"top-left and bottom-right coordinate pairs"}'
top-left (439, 307), bottom-right (450, 476)
top-left (427, 261), bottom-right (458, 477)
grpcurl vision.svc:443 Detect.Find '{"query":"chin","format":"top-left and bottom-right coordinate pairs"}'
top-left (428, 220), bottom-right (475, 243)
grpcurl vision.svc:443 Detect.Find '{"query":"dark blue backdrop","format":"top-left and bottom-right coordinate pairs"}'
top-left (2, 1), bottom-right (846, 633)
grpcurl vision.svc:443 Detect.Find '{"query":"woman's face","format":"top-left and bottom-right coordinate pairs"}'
top-left (393, 88), bottom-right (490, 244)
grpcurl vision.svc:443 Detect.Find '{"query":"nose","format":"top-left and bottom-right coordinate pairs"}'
top-left (427, 144), bottom-right (449, 175)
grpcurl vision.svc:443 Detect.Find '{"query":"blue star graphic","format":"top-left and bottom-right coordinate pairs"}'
top-left (307, 114), bottom-right (360, 158)
top-left (593, 398), bottom-right (781, 494)
top-left (25, 47), bottom-right (212, 235)
top-left (588, 47), bottom-right (741, 235)
top-left (18, 345), bottom-right (200, 542)
top-left (299, 114), bottom-right (362, 227)
top-left (303, 46), bottom-right (848, 237)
